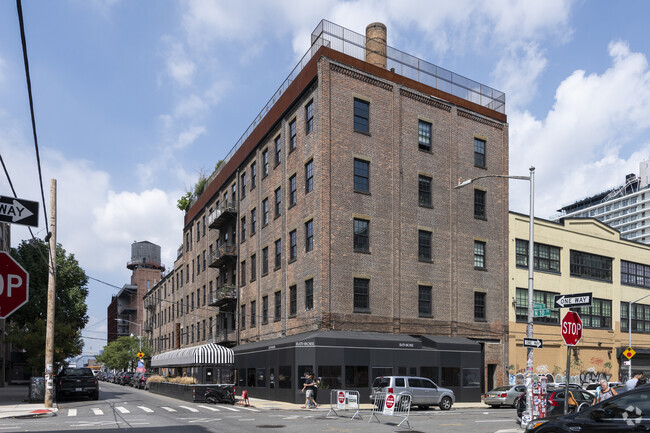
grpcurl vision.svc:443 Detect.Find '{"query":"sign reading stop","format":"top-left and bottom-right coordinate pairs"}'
top-left (561, 311), bottom-right (583, 346)
top-left (0, 252), bottom-right (29, 319)
top-left (338, 391), bottom-right (345, 404)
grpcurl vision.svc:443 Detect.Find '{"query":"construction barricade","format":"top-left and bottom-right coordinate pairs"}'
top-left (326, 389), bottom-right (362, 420)
top-left (369, 391), bottom-right (411, 429)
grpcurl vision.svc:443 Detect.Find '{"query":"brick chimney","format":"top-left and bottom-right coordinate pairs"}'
top-left (365, 22), bottom-right (387, 69)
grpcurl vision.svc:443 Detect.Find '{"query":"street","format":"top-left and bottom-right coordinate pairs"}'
top-left (0, 382), bottom-right (524, 433)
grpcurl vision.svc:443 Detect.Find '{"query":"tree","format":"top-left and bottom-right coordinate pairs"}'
top-left (95, 336), bottom-right (150, 371)
top-left (7, 239), bottom-right (89, 374)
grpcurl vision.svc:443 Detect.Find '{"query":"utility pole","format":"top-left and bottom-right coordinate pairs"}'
top-left (44, 179), bottom-right (56, 408)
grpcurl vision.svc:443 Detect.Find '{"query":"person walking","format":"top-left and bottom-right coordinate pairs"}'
top-left (626, 371), bottom-right (643, 391)
top-left (311, 373), bottom-right (320, 408)
top-left (301, 372), bottom-right (316, 409)
top-left (593, 380), bottom-right (617, 405)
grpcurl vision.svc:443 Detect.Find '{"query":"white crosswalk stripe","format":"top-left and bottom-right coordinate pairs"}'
top-left (238, 406), bottom-right (260, 412)
top-left (161, 407), bottom-right (176, 412)
top-left (220, 406), bottom-right (240, 412)
top-left (198, 405), bottom-right (220, 412)
top-left (92, 408), bottom-right (103, 416)
top-left (138, 406), bottom-right (154, 413)
top-left (179, 405), bottom-right (199, 413)
top-left (67, 409), bottom-right (77, 417)
top-left (116, 406), bottom-right (129, 414)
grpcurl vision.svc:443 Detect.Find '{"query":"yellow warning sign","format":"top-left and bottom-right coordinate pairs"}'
top-left (623, 347), bottom-right (636, 360)
top-left (137, 351), bottom-right (145, 359)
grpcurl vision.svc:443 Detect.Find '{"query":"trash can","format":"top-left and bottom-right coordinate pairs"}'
top-left (29, 377), bottom-right (45, 402)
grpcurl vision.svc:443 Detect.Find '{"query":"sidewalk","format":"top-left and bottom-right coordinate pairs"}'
top-left (244, 396), bottom-right (491, 411)
top-left (0, 384), bottom-right (57, 419)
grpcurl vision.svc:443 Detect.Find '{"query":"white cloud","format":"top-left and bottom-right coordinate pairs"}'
top-left (509, 40), bottom-right (650, 218)
top-left (492, 43), bottom-right (548, 110)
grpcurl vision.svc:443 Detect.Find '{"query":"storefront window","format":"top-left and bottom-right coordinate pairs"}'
top-left (237, 368), bottom-right (246, 387)
top-left (345, 366), bottom-right (369, 388)
top-left (269, 368), bottom-right (275, 389)
top-left (463, 368), bottom-right (480, 387)
top-left (441, 367), bottom-right (460, 387)
top-left (318, 365), bottom-right (342, 390)
top-left (278, 366), bottom-right (292, 389)
top-left (371, 367), bottom-right (393, 382)
top-left (256, 368), bottom-right (266, 387)
top-left (247, 368), bottom-right (256, 387)
top-left (297, 365), bottom-right (314, 389)
top-left (420, 367), bottom-right (438, 384)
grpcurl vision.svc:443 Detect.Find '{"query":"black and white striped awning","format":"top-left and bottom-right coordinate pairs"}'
top-left (150, 343), bottom-right (234, 367)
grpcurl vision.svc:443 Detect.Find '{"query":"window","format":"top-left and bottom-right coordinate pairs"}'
top-left (262, 149), bottom-right (269, 177)
top-left (241, 216), bottom-right (246, 241)
top-left (279, 365), bottom-right (292, 389)
top-left (419, 175), bottom-right (432, 207)
top-left (418, 120), bottom-right (432, 151)
top-left (305, 159), bottom-right (313, 194)
top-left (412, 228), bottom-right (433, 263)
top-left (474, 138), bottom-right (486, 168)
top-left (251, 300), bottom-right (256, 327)
top-left (240, 261), bottom-right (246, 286)
top-left (197, 222), bottom-right (200, 241)
top-left (463, 369), bottom-right (480, 388)
top-left (275, 239), bottom-right (282, 270)
top-left (274, 187), bottom-right (282, 218)
top-left (240, 305), bottom-right (246, 329)
top-left (353, 159), bottom-right (370, 193)
top-left (474, 241), bottom-right (486, 269)
top-left (251, 208), bottom-right (257, 235)
top-left (474, 292), bottom-right (486, 320)
top-left (262, 246), bottom-right (269, 275)
top-left (570, 250), bottom-right (612, 282)
top-left (516, 288), bottom-right (560, 324)
top-left (289, 119), bottom-right (297, 152)
top-left (474, 189), bottom-right (486, 219)
top-left (250, 254), bottom-right (256, 282)
top-left (515, 239), bottom-right (560, 273)
top-left (305, 219), bottom-right (313, 252)
top-left (353, 278), bottom-right (370, 312)
top-left (353, 98), bottom-right (369, 134)
top-left (262, 199), bottom-right (269, 226)
top-left (289, 174), bottom-right (297, 207)
top-left (621, 302), bottom-right (650, 333)
top-left (262, 296), bottom-right (269, 324)
top-left (354, 219), bottom-right (370, 252)
top-left (251, 162), bottom-right (257, 189)
top-left (305, 278), bottom-right (313, 310)
top-left (289, 230), bottom-right (297, 262)
top-left (274, 291), bottom-right (281, 322)
top-left (240, 172), bottom-right (246, 199)
top-left (305, 100), bottom-right (314, 134)
top-left (577, 298), bottom-right (611, 329)
top-left (287, 286), bottom-right (297, 317)
top-left (274, 135), bottom-right (281, 166)
top-left (418, 285), bottom-right (432, 317)
top-left (621, 260), bottom-right (650, 288)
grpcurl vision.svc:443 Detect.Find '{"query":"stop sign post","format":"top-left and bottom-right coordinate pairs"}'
top-left (561, 311), bottom-right (583, 346)
top-left (0, 252), bottom-right (29, 319)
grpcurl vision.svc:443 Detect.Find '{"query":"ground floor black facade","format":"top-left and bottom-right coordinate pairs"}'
top-left (232, 331), bottom-right (484, 404)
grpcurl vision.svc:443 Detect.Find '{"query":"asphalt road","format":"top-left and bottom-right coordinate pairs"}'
top-left (0, 382), bottom-right (525, 433)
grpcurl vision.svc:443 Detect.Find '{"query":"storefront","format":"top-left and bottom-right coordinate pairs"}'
top-left (233, 331), bottom-right (483, 403)
top-left (150, 343), bottom-right (235, 383)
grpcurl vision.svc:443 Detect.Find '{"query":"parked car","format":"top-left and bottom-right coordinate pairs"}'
top-left (137, 373), bottom-right (151, 390)
top-left (525, 383), bottom-right (650, 432)
top-left (130, 372), bottom-right (142, 387)
top-left (516, 387), bottom-right (595, 419)
top-left (120, 372), bottom-right (134, 385)
top-left (484, 385), bottom-right (526, 408)
top-left (370, 376), bottom-right (455, 410)
top-left (56, 367), bottom-right (99, 400)
top-left (113, 372), bottom-right (124, 384)
top-left (585, 382), bottom-right (620, 392)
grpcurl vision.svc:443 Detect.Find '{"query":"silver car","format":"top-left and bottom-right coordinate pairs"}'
top-left (370, 376), bottom-right (455, 410)
top-left (483, 385), bottom-right (525, 407)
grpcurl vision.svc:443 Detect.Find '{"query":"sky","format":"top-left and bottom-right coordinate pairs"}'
top-left (2, 0), bottom-right (650, 355)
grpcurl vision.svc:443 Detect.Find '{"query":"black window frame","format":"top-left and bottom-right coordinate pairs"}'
top-left (577, 298), bottom-right (612, 329)
top-left (274, 239), bottom-right (282, 270)
top-left (353, 218), bottom-right (370, 253)
top-left (418, 120), bottom-right (432, 151)
top-left (262, 198), bottom-right (269, 226)
top-left (289, 229), bottom-right (297, 262)
top-left (262, 246), bottom-right (269, 275)
top-left (250, 254), bottom-right (256, 282)
top-left (251, 208), bottom-right (257, 235)
top-left (274, 187), bottom-right (282, 218)
top-left (621, 301), bottom-right (650, 333)
top-left (305, 278), bottom-right (314, 311)
top-left (353, 278), bottom-right (370, 312)
top-left (621, 260), bottom-right (650, 289)
top-left (418, 285), bottom-right (432, 317)
top-left (274, 135), bottom-right (281, 167)
top-left (240, 172), bottom-right (246, 199)
top-left (474, 189), bottom-right (486, 219)
top-left (262, 149), bottom-right (269, 178)
top-left (289, 174), bottom-right (297, 207)
top-left (251, 161), bottom-right (257, 189)
top-left (515, 239), bottom-right (561, 273)
top-left (240, 216), bottom-right (246, 242)
top-left (305, 219), bottom-right (313, 252)
top-left (418, 230), bottom-right (432, 262)
top-left (305, 100), bottom-right (314, 134)
top-left (262, 296), bottom-right (268, 325)
top-left (274, 290), bottom-right (281, 322)
top-left (418, 174), bottom-right (432, 207)
top-left (353, 158), bottom-right (370, 193)
top-left (240, 304), bottom-right (246, 330)
top-left (474, 240), bottom-right (486, 269)
top-left (474, 292), bottom-right (486, 321)
top-left (353, 98), bottom-right (369, 134)
top-left (474, 138), bottom-right (486, 168)
top-left (289, 119), bottom-right (297, 152)
top-left (516, 288), bottom-right (560, 324)
top-left (305, 159), bottom-right (314, 194)
top-left (250, 300), bottom-right (256, 327)
top-left (289, 285), bottom-right (297, 317)
top-left (570, 250), bottom-right (613, 282)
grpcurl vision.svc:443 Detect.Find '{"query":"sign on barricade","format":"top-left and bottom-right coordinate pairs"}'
top-left (326, 389), bottom-right (362, 420)
top-left (369, 391), bottom-right (411, 429)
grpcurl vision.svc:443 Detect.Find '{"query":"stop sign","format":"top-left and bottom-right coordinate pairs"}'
top-left (561, 311), bottom-right (583, 346)
top-left (0, 252), bottom-right (29, 319)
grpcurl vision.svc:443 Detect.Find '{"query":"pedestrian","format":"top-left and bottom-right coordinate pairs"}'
top-left (301, 372), bottom-right (316, 409)
top-left (311, 373), bottom-right (320, 408)
top-left (593, 380), bottom-right (617, 405)
top-left (635, 377), bottom-right (647, 388)
top-left (626, 371), bottom-right (643, 391)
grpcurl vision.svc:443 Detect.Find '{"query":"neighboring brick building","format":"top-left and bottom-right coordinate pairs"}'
top-left (144, 20), bottom-right (509, 403)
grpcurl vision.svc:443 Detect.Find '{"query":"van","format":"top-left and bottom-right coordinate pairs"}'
top-left (370, 376), bottom-right (455, 410)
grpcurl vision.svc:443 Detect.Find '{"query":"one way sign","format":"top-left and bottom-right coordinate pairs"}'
top-left (523, 338), bottom-right (543, 348)
top-left (554, 292), bottom-right (592, 309)
top-left (0, 196), bottom-right (39, 227)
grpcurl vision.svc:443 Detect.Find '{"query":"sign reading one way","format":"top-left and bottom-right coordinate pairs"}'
top-left (0, 252), bottom-right (29, 319)
top-left (0, 196), bottom-right (39, 227)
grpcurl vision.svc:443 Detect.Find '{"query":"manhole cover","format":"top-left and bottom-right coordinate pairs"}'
top-left (256, 425), bottom-right (286, 429)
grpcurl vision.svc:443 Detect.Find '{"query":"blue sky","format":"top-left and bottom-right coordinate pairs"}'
top-left (2, 0), bottom-right (650, 355)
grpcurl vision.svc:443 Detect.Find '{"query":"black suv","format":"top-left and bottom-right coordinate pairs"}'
top-left (56, 367), bottom-right (99, 400)
top-left (526, 383), bottom-right (650, 432)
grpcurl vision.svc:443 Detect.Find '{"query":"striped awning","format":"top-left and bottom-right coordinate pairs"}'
top-left (150, 343), bottom-right (234, 367)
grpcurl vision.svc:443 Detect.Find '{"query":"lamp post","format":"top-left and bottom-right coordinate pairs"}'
top-left (116, 318), bottom-right (142, 352)
top-left (456, 166), bottom-right (535, 428)
top-left (628, 293), bottom-right (650, 379)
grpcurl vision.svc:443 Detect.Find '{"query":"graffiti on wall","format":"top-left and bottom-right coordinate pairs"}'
top-left (509, 363), bottom-right (613, 386)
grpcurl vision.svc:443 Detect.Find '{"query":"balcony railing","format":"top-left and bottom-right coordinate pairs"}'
top-left (208, 285), bottom-right (237, 308)
top-left (208, 243), bottom-right (237, 268)
top-left (214, 327), bottom-right (236, 346)
top-left (143, 323), bottom-right (152, 333)
top-left (208, 203), bottom-right (238, 230)
top-left (144, 299), bottom-right (156, 311)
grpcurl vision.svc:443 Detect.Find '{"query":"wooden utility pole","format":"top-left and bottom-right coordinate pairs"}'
top-left (44, 179), bottom-right (56, 408)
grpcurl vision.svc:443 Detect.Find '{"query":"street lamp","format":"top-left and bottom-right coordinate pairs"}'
top-left (456, 166), bottom-right (535, 428)
top-left (116, 318), bottom-right (142, 352)
top-left (628, 293), bottom-right (650, 379)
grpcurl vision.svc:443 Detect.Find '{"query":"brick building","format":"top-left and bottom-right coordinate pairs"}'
top-left (144, 20), bottom-right (509, 403)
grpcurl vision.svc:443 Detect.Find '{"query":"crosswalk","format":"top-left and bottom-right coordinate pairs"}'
top-left (63, 403), bottom-right (261, 418)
